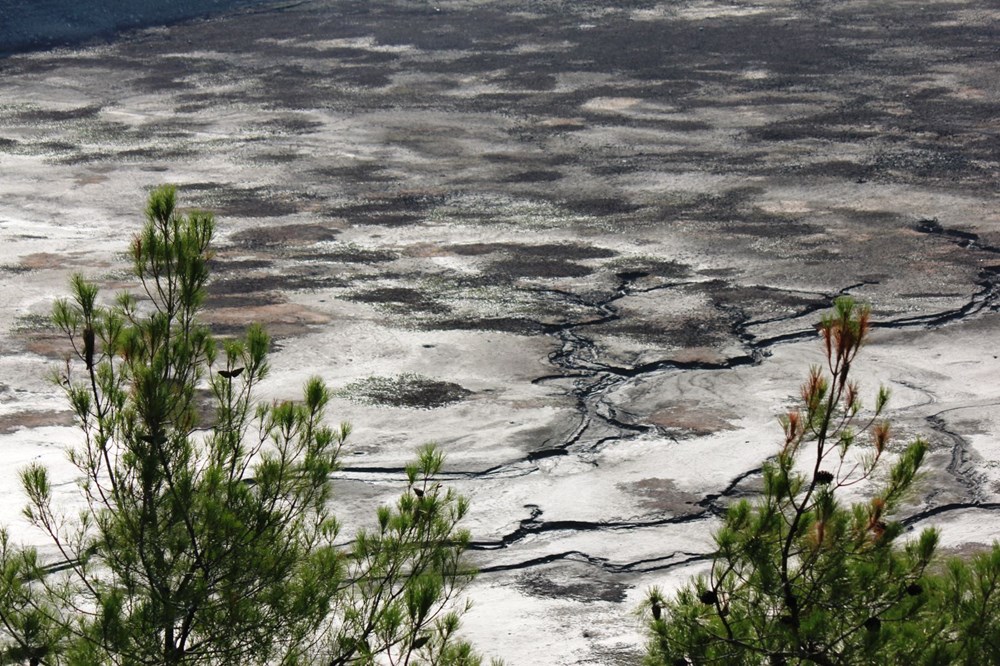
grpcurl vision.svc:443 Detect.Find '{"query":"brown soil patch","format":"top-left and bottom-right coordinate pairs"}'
top-left (0, 409), bottom-right (76, 434)
top-left (19, 252), bottom-right (91, 270)
top-left (203, 303), bottom-right (331, 338)
top-left (649, 401), bottom-right (738, 436)
top-left (619, 477), bottom-right (703, 515)
top-left (23, 333), bottom-right (70, 359)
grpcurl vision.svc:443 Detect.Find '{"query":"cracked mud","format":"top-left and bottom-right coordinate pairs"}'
top-left (1, 1), bottom-right (999, 663)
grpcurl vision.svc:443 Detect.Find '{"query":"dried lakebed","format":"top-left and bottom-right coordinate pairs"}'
top-left (1, 0), bottom-right (999, 663)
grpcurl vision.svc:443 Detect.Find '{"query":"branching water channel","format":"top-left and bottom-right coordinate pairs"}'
top-left (344, 219), bottom-right (1000, 574)
top-left (35, 222), bottom-right (999, 579)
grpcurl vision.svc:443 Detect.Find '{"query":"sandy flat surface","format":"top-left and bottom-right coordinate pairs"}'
top-left (1, 1), bottom-right (999, 663)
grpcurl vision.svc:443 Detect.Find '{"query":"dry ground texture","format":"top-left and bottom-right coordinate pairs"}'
top-left (1, 0), bottom-right (999, 663)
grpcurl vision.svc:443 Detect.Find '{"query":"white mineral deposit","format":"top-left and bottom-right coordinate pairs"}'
top-left (1, 1), bottom-right (998, 663)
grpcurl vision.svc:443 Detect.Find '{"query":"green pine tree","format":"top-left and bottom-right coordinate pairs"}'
top-left (0, 186), bottom-right (492, 666)
top-left (644, 297), bottom-right (1000, 665)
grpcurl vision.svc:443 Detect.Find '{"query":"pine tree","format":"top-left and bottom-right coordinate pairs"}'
top-left (0, 186), bottom-right (489, 665)
top-left (644, 297), bottom-right (1000, 665)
